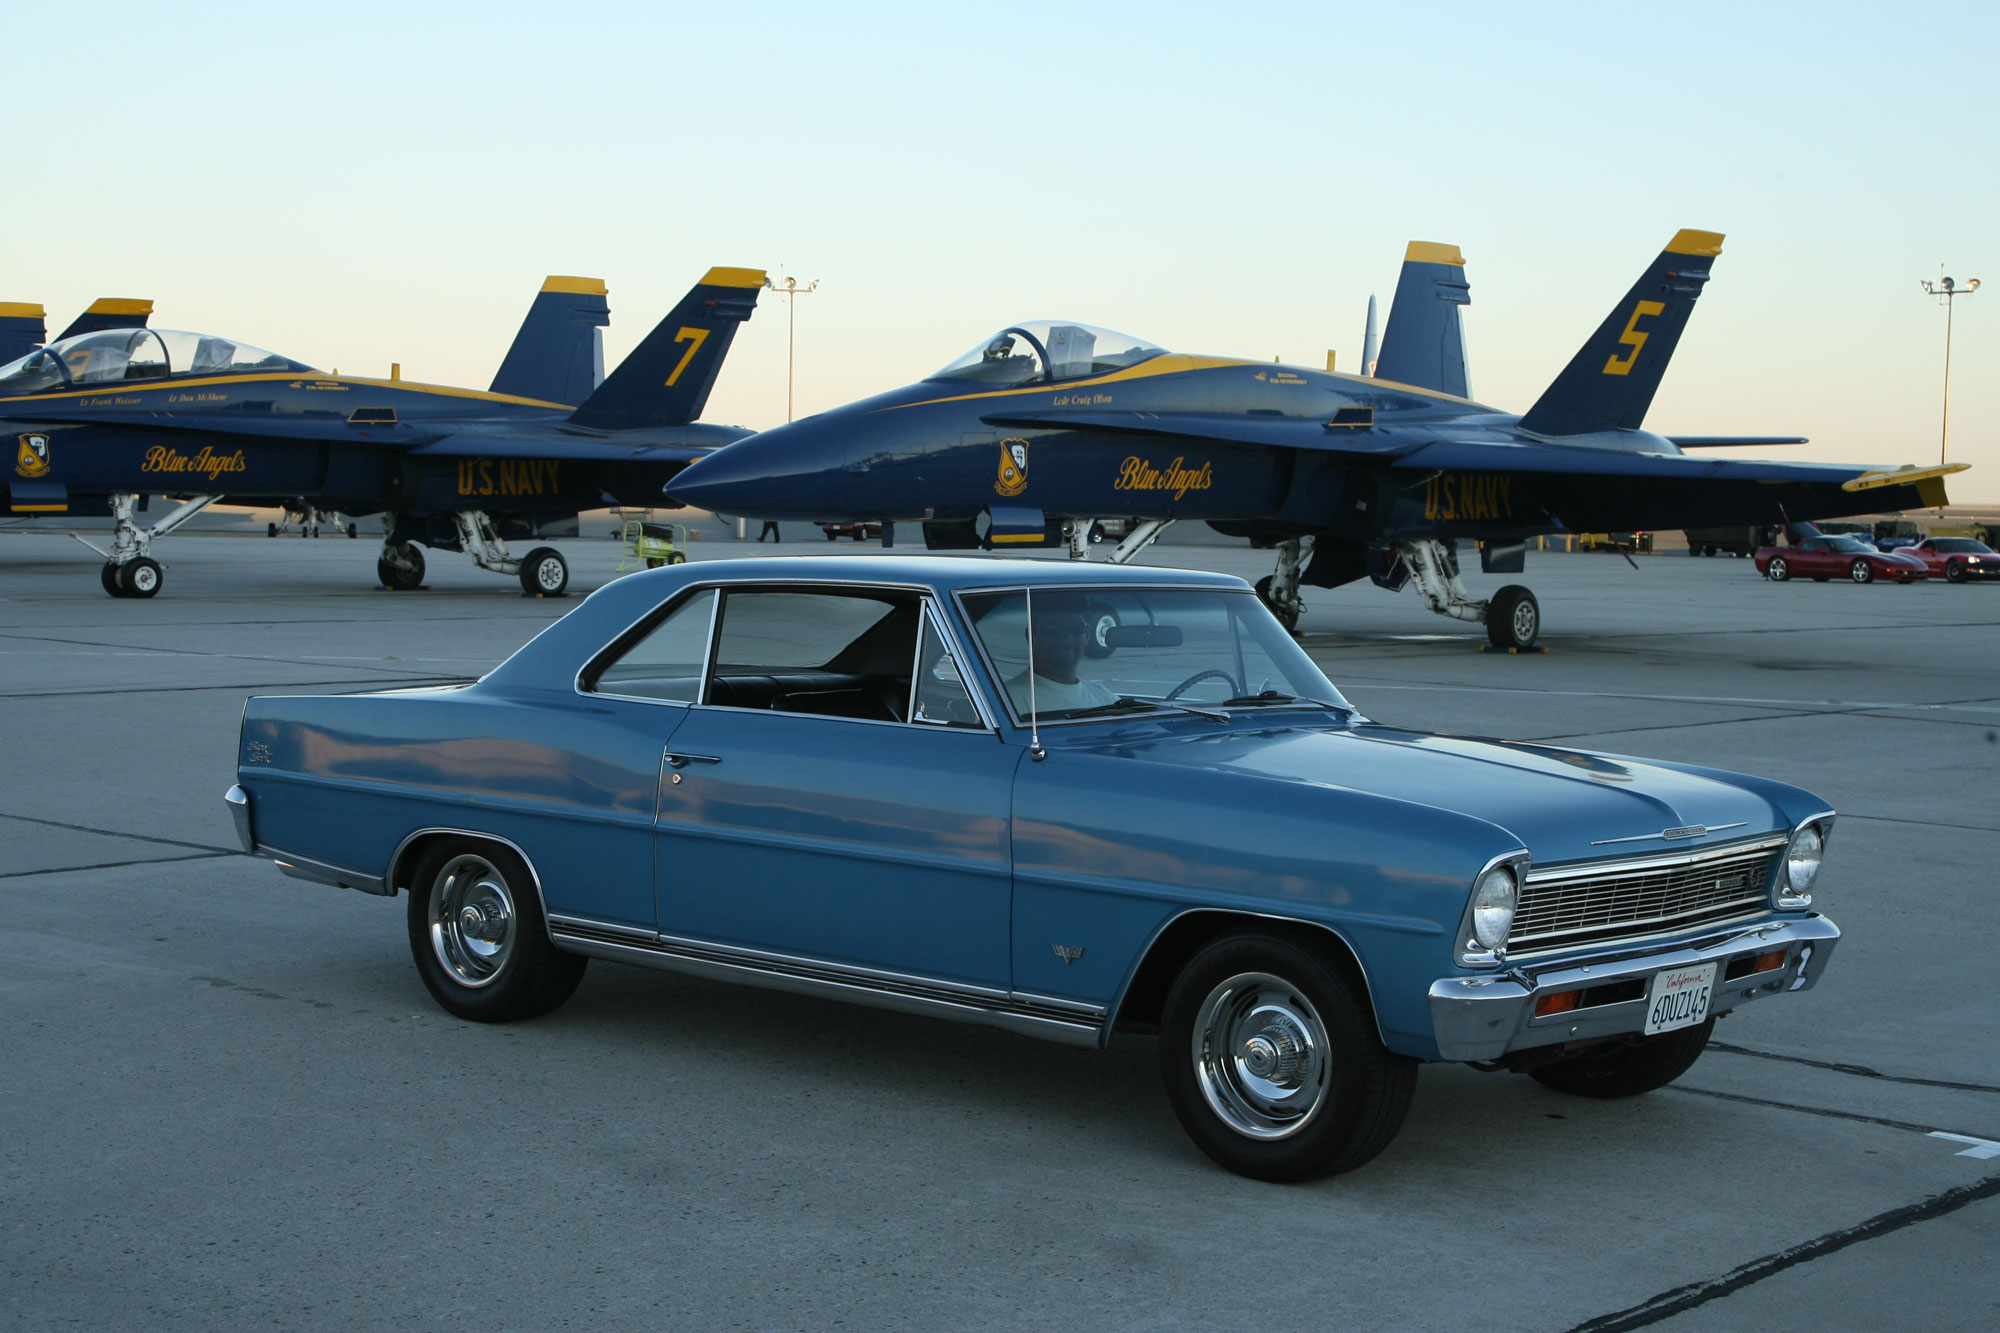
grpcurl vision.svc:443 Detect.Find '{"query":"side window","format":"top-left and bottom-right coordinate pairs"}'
top-left (708, 589), bottom-right (919, 722)
top-left (912, 613), bottom-right (983, 728)
top-left (590, 588), bottom-right (716, 702)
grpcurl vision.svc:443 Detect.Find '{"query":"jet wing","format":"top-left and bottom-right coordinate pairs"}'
top-left (1388, 440), bottom-right (1894, 484)
top-left (981, 409), bottom-right (1416, 456)
top-left (1667, 436), bottom-right (1809, 448)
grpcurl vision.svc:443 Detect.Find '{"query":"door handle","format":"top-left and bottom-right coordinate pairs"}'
top-left (664, 751), bottom-right (722, 768)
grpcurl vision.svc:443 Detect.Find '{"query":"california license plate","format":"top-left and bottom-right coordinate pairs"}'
top-left (1643, 963), bottom-right (1716, 1036)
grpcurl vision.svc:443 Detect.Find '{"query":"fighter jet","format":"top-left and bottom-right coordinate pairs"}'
top-left (667, 232), bottom-right (1963, 648)
top-left (1, 267), bottom-right (764, 597)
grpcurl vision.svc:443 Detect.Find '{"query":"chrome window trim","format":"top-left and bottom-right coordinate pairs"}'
top-left (574, 584), bottom-right (719, 708)
top-left (909, 598), bottom-right (999, 731)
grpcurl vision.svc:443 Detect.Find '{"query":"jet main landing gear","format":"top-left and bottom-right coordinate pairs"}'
top-left (1396, 539), bottom-right (1540, 650)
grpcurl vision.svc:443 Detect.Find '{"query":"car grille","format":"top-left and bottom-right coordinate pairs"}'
top-left (1508, 839), bottom-right (1783, 956)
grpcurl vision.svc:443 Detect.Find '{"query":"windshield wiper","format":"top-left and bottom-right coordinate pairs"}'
top-left (1220, 690), bottom-right (1353, 716)
top-left (1064, 695), bottom-right (1230, 723)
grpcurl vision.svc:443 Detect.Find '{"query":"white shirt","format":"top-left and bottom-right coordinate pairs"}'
top-left (1007, 671), bottom-right (1117, 715)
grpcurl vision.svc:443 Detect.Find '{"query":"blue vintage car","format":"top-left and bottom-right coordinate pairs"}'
top-left (226, 557), bottom-right (1839, 1181)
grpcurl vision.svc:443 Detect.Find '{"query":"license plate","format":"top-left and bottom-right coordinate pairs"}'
top-left (1643, 963), bottom-right (1716, 1036)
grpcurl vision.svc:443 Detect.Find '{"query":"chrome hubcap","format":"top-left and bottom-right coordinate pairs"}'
top-left (429, 854), bottom-right (515, 987)
top-left (1193, 972), bottom-right (1330, 1140)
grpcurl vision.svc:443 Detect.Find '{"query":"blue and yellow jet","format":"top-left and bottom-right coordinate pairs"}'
top-left (2, 267), bottom-right (764, 597)
top-left (668, 232), bottom-right (1963, 647)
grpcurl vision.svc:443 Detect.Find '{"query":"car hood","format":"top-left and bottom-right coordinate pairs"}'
top-left (1077, 721), bottom-right (1790, 867)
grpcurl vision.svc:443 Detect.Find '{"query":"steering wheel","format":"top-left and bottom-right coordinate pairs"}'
top-left (1166, 669), bottom-right (1241, 701)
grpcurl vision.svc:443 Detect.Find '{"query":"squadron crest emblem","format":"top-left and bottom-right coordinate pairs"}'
top-left (995, 438), bottom-right (1028, 497)
top-left (15, 433), bottom-right (51, 479)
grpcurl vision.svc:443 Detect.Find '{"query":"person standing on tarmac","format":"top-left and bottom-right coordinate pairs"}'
top-left (758, 519), bottom-right (781, 542)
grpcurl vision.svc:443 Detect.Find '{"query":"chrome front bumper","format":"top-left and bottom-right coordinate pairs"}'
top-left (1428, 915), bottom-right (1839, 1062)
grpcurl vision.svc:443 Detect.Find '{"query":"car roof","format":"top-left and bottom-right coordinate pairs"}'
top-left (483, 555), bottom-right (1249, 690)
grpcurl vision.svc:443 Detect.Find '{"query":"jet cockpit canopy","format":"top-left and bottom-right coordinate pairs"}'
top-left (930, 321), bottom-right (1164, 387)
top-left (0, 328), bottom-right (317, 396)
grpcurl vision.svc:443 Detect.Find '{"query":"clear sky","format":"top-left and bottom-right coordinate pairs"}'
top-left (10, 1), bottom-right (1996, 499)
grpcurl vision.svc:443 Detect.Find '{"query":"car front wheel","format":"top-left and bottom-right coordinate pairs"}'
top-left (406, 840), bottom-right (586, 1022)
top-left (1946, 561), bottom-right (1965, 584)
top-left (1528, 1018), bottom-right (1714, 1098)
top-left (1767, 556), bottom-right (1790, 582)
top-left (1850, 558), bottom-right (1874, 584)
top-left (1160, 933), bottom-right (1415, 1181)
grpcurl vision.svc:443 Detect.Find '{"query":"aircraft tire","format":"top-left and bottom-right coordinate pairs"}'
top-left (119, 557), bottom-right (163, 599)
top-left (347, 524), bottom-right (358, 539)
top-left (1767, 557), bottom-right (1790, 582)
top-left (267, 523), bottom-right (278, 538)
top-left (520, 547), bottom-right (569, 597)
top-left (1486, 585), bottom-right (1539, 650)
top-left (1254, 575), bottom-right (1300, 632)
top-left (378, 545), bottom-right (426, 591)
top-left (101, 562), bottom-right (127, 598)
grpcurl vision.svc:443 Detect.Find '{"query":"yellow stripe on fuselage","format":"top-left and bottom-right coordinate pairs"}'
top-left (989, 532), bottom-right (1047, 543)
top-left (884, 353), bottom-right (1495, 414)
top-left (0, 373), bottom-right (572, 411)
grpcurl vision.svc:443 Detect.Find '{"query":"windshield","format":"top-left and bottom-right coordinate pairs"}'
top-left (930, 321), bottom-right (1165, 386)
top-left (1822, 537), bottom-right (1874, 552)
top-left (961, 587), bottom-right (1348, 723)
top-left (0, 328), bottom-right (314, 394)
top-left (1931, 538), bottom-right (1991, 554)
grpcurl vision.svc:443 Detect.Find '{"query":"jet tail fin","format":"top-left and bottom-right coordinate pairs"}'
top-left (1373, 243), bottom-right (1470, 396)
top-left (0, 302), bottom-right (47, 363)
top-left (57, 297), bottom-right (154, 340)
top-left (567, 267), bottom-right (765, 430)
top-left (490, 276), bottom-right (609, 405)
top-left (1519, 230), bottom-right (1721, 436)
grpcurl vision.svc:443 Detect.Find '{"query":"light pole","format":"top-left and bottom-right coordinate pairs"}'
top-left (766, 272), bottom-right (820, 422)
top-left (1919, 269), bottom-right (1979, 469)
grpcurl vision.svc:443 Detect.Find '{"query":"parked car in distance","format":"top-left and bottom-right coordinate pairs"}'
top-left (1901, 536), bottom-right (2000, 583)
top-left (817, 520), bottom-right (885, 542)
top-left (1756, 535), bottom-right (1930, 584)
top-left (228, 557), bottom-right (1841, 1182)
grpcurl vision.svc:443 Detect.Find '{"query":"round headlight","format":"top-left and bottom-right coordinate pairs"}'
top-left (1782, 823), bottom-right (1824, 904)
top-left (1471, 865), bottom-right (1518, 950)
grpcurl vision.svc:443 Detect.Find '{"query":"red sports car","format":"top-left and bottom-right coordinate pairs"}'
top-left (1754, 535), bottom-right (1930, 584)
top-left (1900, 537), bottom-right (2000, 584)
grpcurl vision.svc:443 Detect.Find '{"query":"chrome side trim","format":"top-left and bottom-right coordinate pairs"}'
top-left (258, 844), bottom-right (389, 896)
top-left (224, 785), bottom-right (255, 853)
top-left (547, 915), bottom-right (1105, 1047)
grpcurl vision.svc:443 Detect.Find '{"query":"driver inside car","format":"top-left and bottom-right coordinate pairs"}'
top-left (1008, 595), bottom-right (1116, 714)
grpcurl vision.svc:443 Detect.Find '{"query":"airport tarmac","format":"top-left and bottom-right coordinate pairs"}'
top-left (3, 531), bottom-right (1996, 1330)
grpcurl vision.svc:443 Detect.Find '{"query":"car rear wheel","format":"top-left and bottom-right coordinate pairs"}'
top-left (1160, 933), bottom-right (1415, 1181)
top-left (1850, 559), bottom-right (1874, 584)
top-left (406, 840), bottom-right (586, 1022)
top-left (1528, 1018), bottom-right (1714, 1098)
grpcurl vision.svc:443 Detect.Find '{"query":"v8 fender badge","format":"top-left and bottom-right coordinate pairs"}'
top-left (1052, 943), bottom-right (1084, 966)
top-left (16, 433), bottom-right (51, 478)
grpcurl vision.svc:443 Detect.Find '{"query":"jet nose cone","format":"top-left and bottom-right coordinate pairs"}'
top-left (668, 423), bottom-right (850, 520)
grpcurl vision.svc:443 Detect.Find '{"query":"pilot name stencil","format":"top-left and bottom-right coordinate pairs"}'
top-left (457, 458), bottom-right (561, 498)
top-left (1424, 472), bottom-right (1513, 522)
top-left (1115, 455), bottom-right (1213, 501)
top-left (141, 445), bottom-right (247, 481)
